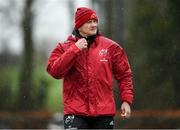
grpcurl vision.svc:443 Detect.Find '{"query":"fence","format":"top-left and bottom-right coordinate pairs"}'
top-left (0, 110), bottom-right (180, 129)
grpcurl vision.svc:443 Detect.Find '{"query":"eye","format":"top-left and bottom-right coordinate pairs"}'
top-left (87, 20), bottom-right (93, 23)
top-left (87, 20), bottom-right (97, 24)
top-left (92, 20), bottom-right (98, 23)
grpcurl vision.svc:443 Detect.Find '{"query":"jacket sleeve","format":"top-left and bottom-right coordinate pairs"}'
top-left (111, 44), bottom-right (134, 105)
top-left (46, 43), bottom-right (80, 79)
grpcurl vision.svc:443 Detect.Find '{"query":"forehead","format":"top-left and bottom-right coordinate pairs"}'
top-left (86, 19), bottom-right (98, 23)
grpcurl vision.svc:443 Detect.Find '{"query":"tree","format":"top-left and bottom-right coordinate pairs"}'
top-left (168, 0), bottom-right (180, 107)
top-left (124, 0), bottom-right (180, 109)
top-left (67, 0), bottom-right (75, 31)
top-left (18, 0), bottom-right (35, 111)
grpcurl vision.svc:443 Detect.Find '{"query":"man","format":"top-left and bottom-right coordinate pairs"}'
top-left (47, 7), bottom-right (134, 129)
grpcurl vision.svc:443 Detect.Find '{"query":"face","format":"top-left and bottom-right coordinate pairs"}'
top-left (78, 19), bottom-right (98, 37)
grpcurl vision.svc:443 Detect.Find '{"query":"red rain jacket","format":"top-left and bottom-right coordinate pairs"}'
top-left (46, 34), bottom-right (133, 116)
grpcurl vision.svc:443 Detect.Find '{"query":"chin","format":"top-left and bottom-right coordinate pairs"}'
top-left (89, 30), bottom-right (97, 35)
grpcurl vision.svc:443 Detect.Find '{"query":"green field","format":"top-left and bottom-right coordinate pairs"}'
top-left (0, 64), bottom-right (63, 112)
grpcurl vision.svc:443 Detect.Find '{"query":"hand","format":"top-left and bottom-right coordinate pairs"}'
top-left (121, 102), bottom-right (131, 118)
top-left (75, 38), bottom-right (88, 50)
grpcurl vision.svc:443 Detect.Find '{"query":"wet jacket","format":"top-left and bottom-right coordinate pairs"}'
top-left (46, 31), bottom-right (133, 116)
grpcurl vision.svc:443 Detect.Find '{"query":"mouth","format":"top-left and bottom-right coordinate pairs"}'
top-left (90, 27), bottom-right (97, 31)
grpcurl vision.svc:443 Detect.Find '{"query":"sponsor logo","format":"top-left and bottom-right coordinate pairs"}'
top-left (109, 120), bottom-right (114, 125)
top-left (65, 115), bottom-right (75, 125)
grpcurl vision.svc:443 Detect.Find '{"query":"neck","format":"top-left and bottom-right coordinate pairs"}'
top-left (79, 31), bottom-right (88, 38)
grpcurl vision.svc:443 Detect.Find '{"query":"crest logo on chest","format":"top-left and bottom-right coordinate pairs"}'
top-left (99, 49), bottom-right (108, 62)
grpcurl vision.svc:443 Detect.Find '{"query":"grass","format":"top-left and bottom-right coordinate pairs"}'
top-left (0, 64), bottom-right (63, 113)
top-left (32, 64), bottom-right (63, 112)
top-left (46, 79), bottom-right (63, 112)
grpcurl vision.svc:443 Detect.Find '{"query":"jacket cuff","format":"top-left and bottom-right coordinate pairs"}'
top-left (121, 97), bottom-right (133, 105)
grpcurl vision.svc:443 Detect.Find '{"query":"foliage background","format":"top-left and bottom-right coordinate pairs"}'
top-left (0, 0), bottom-right (180, 128)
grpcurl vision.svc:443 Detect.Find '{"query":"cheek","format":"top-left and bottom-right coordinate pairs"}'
top-left (85, 26), bottom-right (91, 32)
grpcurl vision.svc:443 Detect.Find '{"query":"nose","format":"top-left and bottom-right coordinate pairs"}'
top-left (91, 20), bottom-right (98, 27)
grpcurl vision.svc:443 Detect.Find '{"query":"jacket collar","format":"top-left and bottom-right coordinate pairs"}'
top-left (67, 28), bottom-right (101, 48)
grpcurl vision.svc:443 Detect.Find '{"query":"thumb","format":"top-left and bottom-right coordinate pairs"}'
top-left (121, 107), bottom-right (126, 117)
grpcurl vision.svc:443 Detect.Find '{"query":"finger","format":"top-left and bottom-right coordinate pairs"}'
top-left (121, 107), bottom-right (125, 113)
top-left (121, 109), bottom-right (130, 117)
top-left (127, 111), bottom-right (131, 118)
top-left (84, 41), bottom-right (88, 45)
top-left (81, 38), bottom-right (86, 42)
top-left (84, 43), bottom-right (88, 47)
top-left (121, 112), bottom-right (126, 117)
top-left (79, 38), bottom-right (84, 42)
top-left (84, 44), bottom-right (88, 48)
top-left (78, 38), bottom-right (86, 43)
top-left (83, 40), bottom-right (88, 45)
top-left (83, 38), bottom-right (88, 43)
top-left (121, 109), bottom-right (126, 117)
top-left (124, 111), bottom-right (131, 118)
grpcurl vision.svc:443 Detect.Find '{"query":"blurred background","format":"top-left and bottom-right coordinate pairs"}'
top-left (0, 0), bottom-right (180, 129)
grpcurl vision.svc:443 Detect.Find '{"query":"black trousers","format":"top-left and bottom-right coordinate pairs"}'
top-left (64, 115), bottom-right (114, 129)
